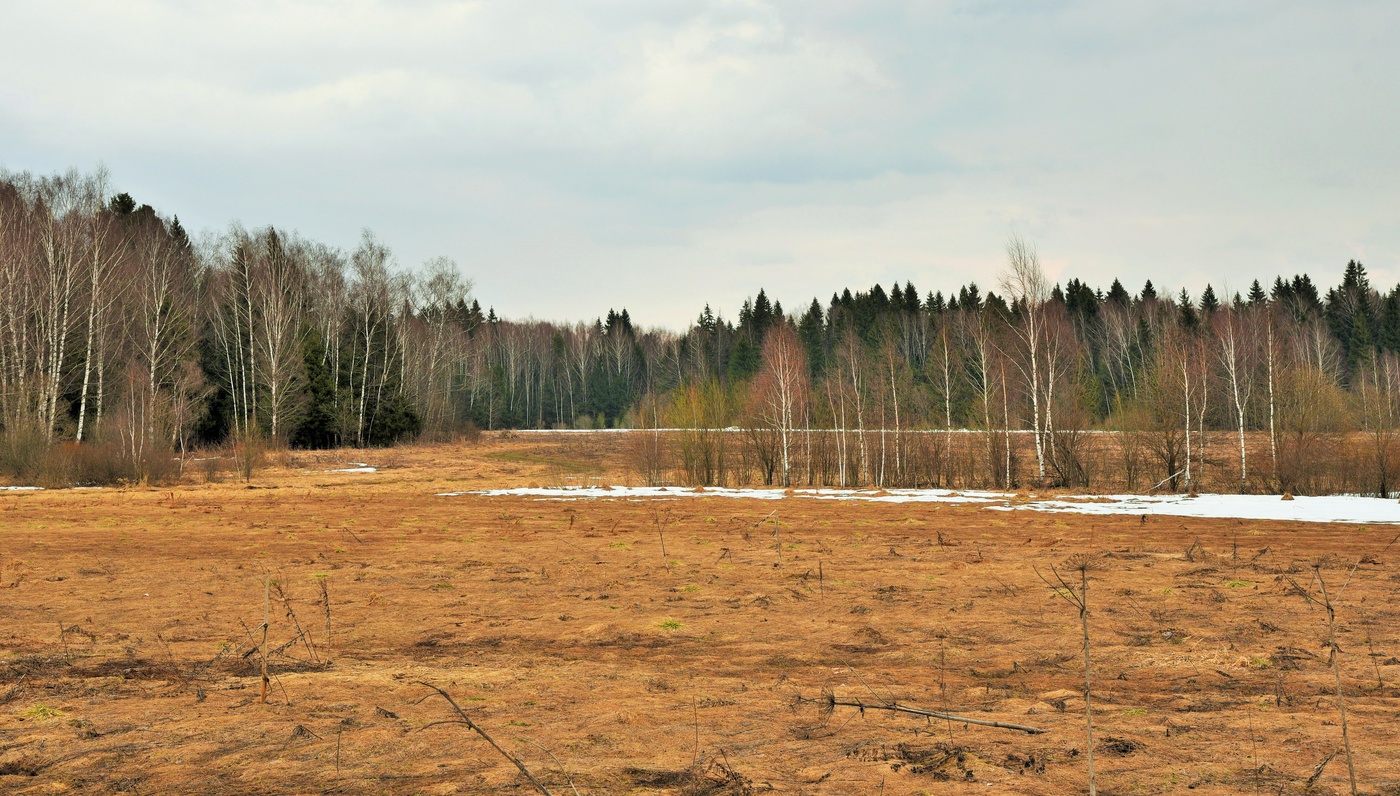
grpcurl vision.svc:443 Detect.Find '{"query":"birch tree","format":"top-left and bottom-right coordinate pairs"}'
top-left (1000, 235), bottom-right (1050, 484)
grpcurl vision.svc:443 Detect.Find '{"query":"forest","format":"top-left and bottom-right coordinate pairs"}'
top-left (2, 168), bottom-right (1398, 495)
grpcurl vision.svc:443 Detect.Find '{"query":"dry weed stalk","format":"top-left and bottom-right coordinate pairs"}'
top-left (1037, 553), bottom-right (1102, 796)
top-left (653, 506), bottom-right (672, 572)
top-left (273, 581), bottom-right (319, 664)
top-left (259, 576), bottom-right (270, 704)
top-left (416, 682), bottom-right (555, 795)
top-left (1282, 533), bottom-right (1397, 796)
top-left (319, 578), bottom-right (332, 649)
top-left (751, 510), bottom-right (781, 565)
top-left (517, 736), bottom-right (581, 796)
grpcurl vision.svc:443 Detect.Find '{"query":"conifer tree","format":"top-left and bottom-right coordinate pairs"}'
top-left (1106, 279), bottom-right (1130, 305)
top-left (1199, 284), bottom-right (1219, 315)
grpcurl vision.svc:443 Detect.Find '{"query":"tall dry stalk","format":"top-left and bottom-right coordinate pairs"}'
top-left (1038, 554), bottom-right (1101, 796)
top-left (259, 576), bottom-right (270, 704)
top-left (1316, 571), bottom-right (1356, 796)
top-left (1285, 535), bottom-right (1397, 796)
top-left (319, 578), bottom-right (332, 649)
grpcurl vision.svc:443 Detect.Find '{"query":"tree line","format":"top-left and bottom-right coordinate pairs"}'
top-left (1, 167), bottom-right (1396, 494)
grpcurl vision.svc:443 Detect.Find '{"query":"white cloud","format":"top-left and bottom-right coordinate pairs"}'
top-left (2, 0), bottom-right (1397, 325)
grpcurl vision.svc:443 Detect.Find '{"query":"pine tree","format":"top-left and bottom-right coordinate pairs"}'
top-left (958, 283), bottom-right (982, 310)
top-left (1381, 286), bottom-right (1400, 353)
top-left (169, 216), bottom-right (191, 250)
top-left (904, 281), bottom-right (921, 314)
top-left (1199, 284), bottom-right (1219, 314)
top-left (798, 298), bottom-right (826, 377)
top-left (1292, 275), bottom-right (1323, 316)
top-left (1140, 280), bottom-right (1157, 302)
top-left (1106, 279), bottom-right (1130, 305)
top-left (727, 337), bottom-right (759, 382)
top-left (753, 289), bottom-right (774, 335)
top-left (1247, 280), bottom-right (1267, 305)
top-left (1064, 279), bottom-right (1099, 319)
top-left (1343, 260), bottom-right (1371, 294)
top-left (1178, 289), bottom-right (1198, 330)
top-left (109, 192), bottom-right (137, 215)
top-left (1326, 260), bottom-right (1377, 371)
top-left (293, 326), bottom-right (339, 448)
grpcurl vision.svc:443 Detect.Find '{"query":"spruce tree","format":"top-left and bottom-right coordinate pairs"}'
top-left (1381, 287), bottom-right (1400, 353)
top-left (108, 192), bottom-right (137, 216)
top-left (1199, 284), bottom-right (1220, 314)
top-left (753, 289), bottom-right (774, 334)
top-left (293, 327), bottom-right (339, 448)
top-left (1177, 289), bottom-right (1198, 330)
top-left (1292, 275), bottom-right (1323, 315)
top-left (798, 299), bottom-right (826, 377)
top-left (959, 283), bottom-right (982, 310)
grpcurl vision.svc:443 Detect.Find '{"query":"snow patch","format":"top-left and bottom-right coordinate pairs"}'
top-left (326, 463), bottom-right (377, 473)
top-left (0, 485), bottom-right (42, 491)
top-left (440, 486), bottom-right (1400, 524)
top-left (441, 486), bottom-right (1003, 504)
top-left (990, 493), bottom-right (1400, 525)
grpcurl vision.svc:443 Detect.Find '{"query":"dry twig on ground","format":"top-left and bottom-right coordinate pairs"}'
top-left (416, 681), bottom-right (555, 796)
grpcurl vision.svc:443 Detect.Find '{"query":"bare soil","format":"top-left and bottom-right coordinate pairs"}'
top-left (1, 434), bottom-right (1398, 794)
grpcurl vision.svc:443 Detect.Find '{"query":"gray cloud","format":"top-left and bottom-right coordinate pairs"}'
top-left (3, 0), bottom-right (1396, 326)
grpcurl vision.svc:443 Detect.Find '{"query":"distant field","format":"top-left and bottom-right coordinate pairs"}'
top-left (1, 436), bottom-right (1397, 795)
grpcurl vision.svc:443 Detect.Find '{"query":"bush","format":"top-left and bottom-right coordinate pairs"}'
top-left (0, 426), bottom-right (183, 488)
top-left (229, 431), bottom-right (264, 482)
top-left (0, 426), bottom-right (56, 484)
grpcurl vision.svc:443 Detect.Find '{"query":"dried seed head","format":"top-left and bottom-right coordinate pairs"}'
top-left (1063, 553), bottom-right (1103, 574)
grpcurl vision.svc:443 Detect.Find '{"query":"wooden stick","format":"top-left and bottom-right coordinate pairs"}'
top-left (805, 694), bottom-right (1047, 735)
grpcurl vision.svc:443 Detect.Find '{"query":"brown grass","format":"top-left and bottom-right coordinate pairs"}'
top-left (0, 434), bottom-right (1398, 794)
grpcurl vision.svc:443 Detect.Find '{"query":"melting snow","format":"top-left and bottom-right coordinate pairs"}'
top-left (326, 463), bottom-right (377, 473)
top-left (439, 485), bottom-right (1400, 524)
top-left (440, 486), bottom-right (1003, 504)
top-left (0, 485), bottom-right (42, 491)
top-left (990, 493), bottom-right (1400, 525)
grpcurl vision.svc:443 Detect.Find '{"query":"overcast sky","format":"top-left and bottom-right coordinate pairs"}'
top-left (3, 1), bottom-right (1396, 328)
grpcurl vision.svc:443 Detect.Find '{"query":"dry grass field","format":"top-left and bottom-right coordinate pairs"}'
top-left (1, 433), bottom-right (1399, 795)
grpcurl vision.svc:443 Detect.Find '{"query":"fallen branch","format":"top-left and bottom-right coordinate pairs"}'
top-left (416, 682), bottom-right (555, 796)
top-left (801, 693), bottom-right (1047, 735)
top-left (1305, 749), bottom-right (1339, 790)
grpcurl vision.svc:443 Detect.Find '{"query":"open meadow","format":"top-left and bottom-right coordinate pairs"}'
top-left (2, 433), bottom-right (1399, 795)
